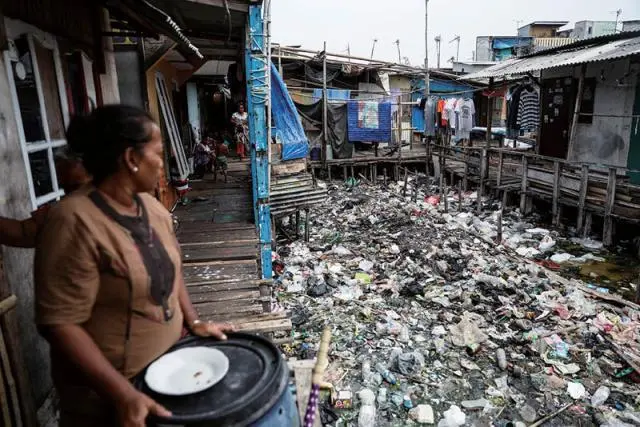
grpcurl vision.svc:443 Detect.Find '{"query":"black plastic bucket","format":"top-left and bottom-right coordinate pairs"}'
top-left (134, 334), bottom-right (299, 427)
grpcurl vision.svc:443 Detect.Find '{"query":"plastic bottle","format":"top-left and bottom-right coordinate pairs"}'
top-left (358, 388), bottom-right (376, 427)
top-left (374, 362), bottom-right (397, 385)
top-left (496, 348), bottom-right (507, 370)
top-left (377, 387), bottom-right (387, 405)
top-left (591, 385), bottom-right (611, 406)
top-left (362, 360), bottom-right (372, 383)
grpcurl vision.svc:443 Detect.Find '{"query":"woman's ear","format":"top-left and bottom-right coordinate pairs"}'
top-left (123, 147), bottom-right (140, 174)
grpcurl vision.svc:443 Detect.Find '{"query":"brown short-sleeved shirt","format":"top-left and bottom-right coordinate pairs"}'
top-left (35, 187), bottom-right (184, 383)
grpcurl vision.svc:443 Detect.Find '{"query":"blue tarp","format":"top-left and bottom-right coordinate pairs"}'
top-left (312, 89), bottom-right (352, 102)
top-left (347, 101), bottom-right (392, 143)
top-left (270, 63), bottom-right (308, 160)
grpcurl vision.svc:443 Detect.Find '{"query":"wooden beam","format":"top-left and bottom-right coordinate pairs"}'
top-left (576, 164), bottom-right (589, 232)
top-left (486, 77), bottom-right (494, 150)
top-left (552, 161), bottom-right (561, 226)
top-left (567, 64), bottom-right (587, 160)
top-left (520, 155), bottom-right (529, 214)
top-left (603, 167), bottom-right (617, 246)
top-left (144, 40), bottom-right (178, 71)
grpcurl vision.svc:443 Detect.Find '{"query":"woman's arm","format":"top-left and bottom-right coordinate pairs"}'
top-left (0, 216), bottom-right (38, 248)
top-left (177, 274), bottom-right (235, 340)
top-left (43, 324), bottom-right (171, 425)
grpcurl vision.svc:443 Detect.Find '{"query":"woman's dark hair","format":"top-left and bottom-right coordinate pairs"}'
top-left (66, 105), bottom-right (156, 183)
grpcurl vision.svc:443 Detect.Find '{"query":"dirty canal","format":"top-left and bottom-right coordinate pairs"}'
top-left (273, 175), bottom-right (640, 426)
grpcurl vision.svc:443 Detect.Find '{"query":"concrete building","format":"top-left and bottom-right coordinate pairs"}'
top-left (518, 21), bottom-right (569, 38)
top-left (573, 21), bottom-right (617, 39)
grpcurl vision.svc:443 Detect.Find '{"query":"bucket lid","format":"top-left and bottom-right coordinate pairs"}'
top-left (134, 333), bottom-right (287, 425)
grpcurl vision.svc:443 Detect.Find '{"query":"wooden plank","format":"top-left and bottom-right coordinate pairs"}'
top-left (603, 167), bottom-right (617, 246)
top-left (190, 290), bottom-right (260, 304)
top-left (182, 244), bottom-right (258, 263)
top-left (194, 300), bottom-right (263, 317)
top-left (177, 221), bottom-right (255, 234)
top-left (187, 280), bottom-right (266, 294)
top-left (552, 161), bottom-right (561, 226)
top-left (293, 366), bottom-right (321, 427)
top-left (234, 318), bottom-right (292, 334)
top-left (576, 164), bottom-right (589, 233)
top-left (183, 261), bottom-right (258, 283)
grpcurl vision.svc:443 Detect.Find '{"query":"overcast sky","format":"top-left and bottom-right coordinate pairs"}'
top-left (271, 0), bottom-right (640, 67)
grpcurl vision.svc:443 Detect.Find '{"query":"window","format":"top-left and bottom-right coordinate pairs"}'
top-left (4, 25), bottom-right (70, 209)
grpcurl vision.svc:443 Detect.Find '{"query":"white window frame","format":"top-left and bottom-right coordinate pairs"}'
top-left (155, 72), bottom-right (191, 179)
top-left (4, 19), bottom-right (70, 209)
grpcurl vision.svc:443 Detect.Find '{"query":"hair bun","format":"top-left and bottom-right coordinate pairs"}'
top-left (65, 114), bottom-right (94, 155)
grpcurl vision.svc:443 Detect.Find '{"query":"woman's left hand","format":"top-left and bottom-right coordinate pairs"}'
top-left (191, 321), bottom-right (236, 340)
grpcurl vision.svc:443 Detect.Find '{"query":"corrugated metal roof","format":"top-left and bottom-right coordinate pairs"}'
top-left (461, 36), bottom-right (640, 80)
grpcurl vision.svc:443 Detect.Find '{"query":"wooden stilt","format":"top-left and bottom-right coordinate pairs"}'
top-left (383, 168), bottom-right (387, 186)
top-left (295, 211), bottom-right (301, 238)
top-left (403, 168), bottom-right (409, 197)
top-left (463, 149), bottom-right (469, 191)
top-left (496, 210), bottom-right (503, 244)
top-left (412, 172), bottom-right (419, 202)
top-left (576, 164), bottom-right (589, 233)
top-left (443, 177), bottom-right (449, 213)
top-left (327, 166), bottom-right (332, 183)
top-left (458, 181), bottom-right (463, 212)
top-left (477, 149), bottom-right (486, 215)
top-left (583, 212), bottom-right (593, 239)
top-left (520, 155), bottom-right (529, 214)
top-left (552, 161), bottom-right (561, 226)
top-left (342, 165), bottom-right (347, 180)
top-left (502, 190), bottom-right (508, 209)
top-left (311, 167), bottom-right (317, 187)
top-left (603, 167), bottom-right (617, 246)
top-left (350, 165), bottom-right (355, 179)
top-left (305, 209), bottom-right (311, 242)
top-left (496, 151), bottom-right (504, 190)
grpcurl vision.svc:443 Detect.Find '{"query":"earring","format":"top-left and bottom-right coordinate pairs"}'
top-left (132, 166), bottom-right (139, 173)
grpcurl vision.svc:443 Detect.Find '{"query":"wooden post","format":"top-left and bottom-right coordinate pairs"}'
top-left (403, 168), bottom-right (409, 196)
top-left (311, 167), bottom-right (317, 187)
top-left (295, 211), bottom-right (301, 238)
top-left (343, 165), bottom-right (347, 180)
top-left (477, 148), bottom-right (486, 215)
top-left (305, 209), bottom-right (311, 242)
top-left (463, 148), bottom-right (469, 191)
top-left (396, 99), bottom-right (403, 152)
top-left (443, 177), bottom-right (449, 213)
top-left (496, 210), bottom-right (503, 244)
top-left (567, 64), bottom-right (587, 160)
top-left (425, 140), bottom-right (431, 177)
top-left (321, 41), bottom-right (328, 165)
top-left (383, 168), bottom-right (387, 186)
top-left (520, 155), bottom-right (529, 214)
top-left (327, 165), bottom-right (332, 182)
top-left (583, 213), bottom-right (593, 239)
top-left (552, 161), bottom-right (561, 226)
top-left (412, 174), bottom-right (419, 202)
top-left (486, 78), bottom-right (494, 150)
top-left (350, 165), bottom-right (355, 179)
top-left (603, 167), bottom-right (617, 246)
top-left (370, 164), bottom-right (375, 183)
top-left (458, 181), bottom-right (463, 212)
top-left (496, 151), bottom-right (504, 188)
top-left (576, 164), bottom-right (589, 233)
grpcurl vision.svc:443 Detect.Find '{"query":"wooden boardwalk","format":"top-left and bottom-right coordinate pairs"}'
top-left (174, 160), bottom-right (292, 338)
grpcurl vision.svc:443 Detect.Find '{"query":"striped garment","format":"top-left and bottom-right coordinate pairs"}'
top-left (517, 89), bottom-right (540, 132)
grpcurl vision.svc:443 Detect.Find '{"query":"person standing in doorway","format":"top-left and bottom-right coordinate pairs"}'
top-left (231, 102), bottom-right (249, 160)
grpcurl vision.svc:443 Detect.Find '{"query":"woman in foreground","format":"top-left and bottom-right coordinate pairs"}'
top-left (35, 105), bottom-right (234, 427)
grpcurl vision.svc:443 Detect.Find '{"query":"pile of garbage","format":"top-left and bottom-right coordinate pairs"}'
top-left (274, 175), bottom-right (640, 426)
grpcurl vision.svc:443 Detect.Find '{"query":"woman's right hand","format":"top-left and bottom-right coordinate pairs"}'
top-left (116, 389), bottom-right (172, 427)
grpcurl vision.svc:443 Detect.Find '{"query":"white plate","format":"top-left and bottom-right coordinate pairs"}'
top-left (145, 347), bottom-right (229, 396)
